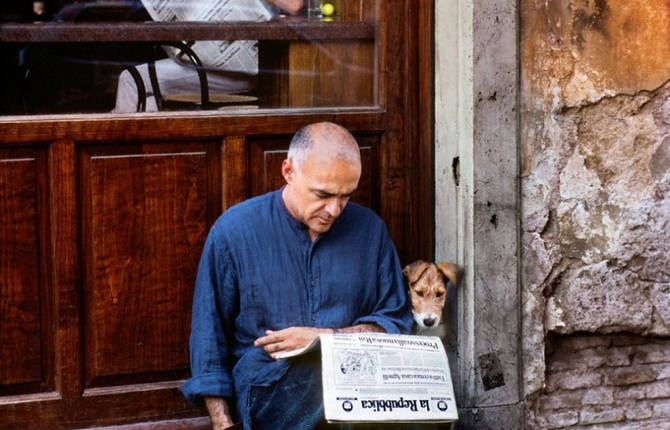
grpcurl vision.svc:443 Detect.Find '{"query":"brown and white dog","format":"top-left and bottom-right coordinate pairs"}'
top-left (402, 260), bottom-right (463, 333)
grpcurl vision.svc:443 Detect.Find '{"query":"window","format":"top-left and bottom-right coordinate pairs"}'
top-left (0, 0), bottom-right (379, 115)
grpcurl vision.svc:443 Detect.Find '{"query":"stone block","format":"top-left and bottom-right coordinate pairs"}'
top-left (646, 378), bottom-right (670, 399)
top-left (655, 363), bottom-right (670, 379)
top-left (569, 421), bottom-right (670, 430)
top-left (540, 390), bottom-right (585, 411)
top-left (605, 346), bottom-right (634, 367)
top-left (582, 387), bottom-right (614, 405)
top-left (579, 406), bottom-right (625, 425)
top-left (551, 265), bottom-right (655, 334)
top-left (612, 335), bottom-right (651, 347)
top-left (650, 284), bottom-right (670, 335)
top-left (561, 334), bottom-right (612, 351)
top-left (624, 400), bottom-right (653, 420)
top-left (547, 369), bottom-right (603, 391)
top-left (547, 346), bottom-right (607, 372)
top-left (614, 384), bottom-right (647, 400)
top-left (606, 366), bottom-right (659, 386)
top-left (546, 409), bottom-right (579, 428)
top-left (633, 342), bottom-right (670, 364)
top-left (637, 421), bottom-right (670, 430)
top-left (652, 398), bottom-right (670, 418)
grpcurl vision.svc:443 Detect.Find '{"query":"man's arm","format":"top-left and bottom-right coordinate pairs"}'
top-left (254, 323), bottom-right (384, 359)
top-left (332, 323), bottom-right (385, 334)
top-left (182, 228), bottom-right (238, 419)
top-left (205, 397), bottom-right (235, 430)
top-left (265, 0), bottom-right (304, 15)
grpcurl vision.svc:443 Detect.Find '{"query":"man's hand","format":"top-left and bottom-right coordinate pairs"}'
top-left (205, 397), bottom-right (235, 430)
top-left (266, 0), bottom-right (304, 15)
top-left (255, 324), bottom-right (386, 359)
top-left (255, 326), bottom-right (328, 358)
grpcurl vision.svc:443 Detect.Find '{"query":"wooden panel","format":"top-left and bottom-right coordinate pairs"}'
top-left (258, 38), bottom-right (375, 108)
top-left (0, 20), bottom-right (375, 43)
top-left (2, 387), bottom-right (204, 429)
top-left (354, 136), bottom-right (379, 211)
top-left (0, 112), bottom-right (385, 144)
top-left (339, 0), bottom-right (379, 21)
top-left (0, 154), bottom-right (41, 385)
top-left (50, 140), bottom-right (83, 399)
top-left (0, 147), bottom-right (51, 394)
top-left (417, 1), bottom-right (434, 261)
top-left (80, 143), bottom-right (217, 387)
top-left (249, 140), bottom-right (288, 197)
top-left (221, 136), bottom-right (249, 211)
top-left (248, 134), bottom-right (379, 212)
top-left (287, 40), bottom-right (375, 107)
top-left (378, 2), bottom-right (417, 264)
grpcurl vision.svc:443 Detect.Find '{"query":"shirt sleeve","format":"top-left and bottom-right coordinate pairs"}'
top-left (352, 225), bottom-right (413, 334)
top-left (181, 225), bottom-right (238, 405)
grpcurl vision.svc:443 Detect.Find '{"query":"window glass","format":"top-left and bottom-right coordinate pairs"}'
top-left (0, 0), bottom-right (378, 115)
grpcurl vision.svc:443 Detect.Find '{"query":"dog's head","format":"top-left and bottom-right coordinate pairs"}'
top-left (402, 260), bottom-right (462, 330)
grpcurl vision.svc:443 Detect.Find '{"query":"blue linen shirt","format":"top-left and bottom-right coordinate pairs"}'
top-left (182, 189), bottom-right (412, 424)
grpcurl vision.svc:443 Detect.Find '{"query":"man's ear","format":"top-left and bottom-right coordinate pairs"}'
top-left (282, 159), bottom-right (294, 184)
top-left (402, 260), bottom-right (430, 284)
top-left (436, 261), bottom-right (463, 286)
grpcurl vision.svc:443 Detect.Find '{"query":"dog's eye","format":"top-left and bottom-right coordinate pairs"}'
top-left (416, 291), bottom-right (424, 297)
top-left (436, 291), bottom-right (444, 298)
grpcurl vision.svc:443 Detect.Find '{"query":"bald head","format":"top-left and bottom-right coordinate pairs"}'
top-left (281, 123), bottom-right (362, 240)
top-left (287, 122), bottom-right (361, 172)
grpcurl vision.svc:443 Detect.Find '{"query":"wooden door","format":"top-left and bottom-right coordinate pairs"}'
top-left (0, 1), bottom-right (433, 428)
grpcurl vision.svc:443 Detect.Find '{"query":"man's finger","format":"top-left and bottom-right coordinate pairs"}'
top-left (264, 340), bottom-right (287, 354)
top-left (254, 333), bottom-right (280, 347)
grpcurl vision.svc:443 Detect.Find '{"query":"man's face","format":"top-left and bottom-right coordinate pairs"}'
top-left (283, 152), bottom-right (361, 240)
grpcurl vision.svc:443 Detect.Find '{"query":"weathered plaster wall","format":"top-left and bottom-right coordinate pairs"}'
top-left (521, 0), bottom-right (670, 427)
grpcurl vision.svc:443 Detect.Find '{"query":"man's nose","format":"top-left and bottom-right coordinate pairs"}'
top-left (325, 198), bottom-right (345, 217)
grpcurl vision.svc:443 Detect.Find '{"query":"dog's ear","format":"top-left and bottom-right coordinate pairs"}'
top-left (402, 260), bottom-right (430, 284)
top-left (437, 261), bottom-right (463, 286)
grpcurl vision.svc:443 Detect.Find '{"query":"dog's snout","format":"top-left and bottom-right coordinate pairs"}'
top-left (423, 317), bottom-right (436, 327)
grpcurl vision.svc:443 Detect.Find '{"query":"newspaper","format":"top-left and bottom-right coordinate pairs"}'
top-left (320, 333), bottom-right (458, 423)
top-left (140, 0), bottom-right (274, 74)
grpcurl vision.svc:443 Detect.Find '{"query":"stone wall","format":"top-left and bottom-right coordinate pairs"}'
top-left (529, 334), bottom-right (670, 429)
top-left (521, 0), bottom-right (670, 427)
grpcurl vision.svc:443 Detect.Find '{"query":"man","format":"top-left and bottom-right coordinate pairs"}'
top-left (182, 122), bottom-right (413, 429)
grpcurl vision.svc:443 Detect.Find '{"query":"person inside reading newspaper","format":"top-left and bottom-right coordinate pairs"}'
top-left (112, 0), bottom-right (305, 113)
top-left (182, 122), bottom-right (436, 429)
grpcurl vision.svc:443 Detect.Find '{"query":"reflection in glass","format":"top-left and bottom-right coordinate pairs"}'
top-left (0, 0), bottom-right (378, 115)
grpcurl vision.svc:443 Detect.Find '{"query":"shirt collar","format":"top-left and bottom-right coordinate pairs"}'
top-left (275, 187), bottom-right (310, 238)
top-left (274, 187), bottom-right (349, 244)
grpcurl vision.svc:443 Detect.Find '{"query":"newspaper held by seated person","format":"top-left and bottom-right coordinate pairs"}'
top-left (277, 332), bottom-right (459, 423)
top-left (273, 335), bottom-right (321, 359)
top-left (140, 0), bottom-right (273, 74)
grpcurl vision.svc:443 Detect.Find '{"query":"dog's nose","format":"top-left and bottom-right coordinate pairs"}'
top-left (423, 317), bottom-right (436, 327)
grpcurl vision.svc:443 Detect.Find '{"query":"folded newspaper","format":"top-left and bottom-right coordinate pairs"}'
top-left (140, 0), bottom-right (274, 74)
top-left (278, 332), bottom-right (458, 423)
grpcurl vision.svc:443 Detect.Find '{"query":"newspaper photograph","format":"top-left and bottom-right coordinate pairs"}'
top-left (320, 333), bottom-right (458, 423)
top-left (140, 0), bottom-right (273, 74)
